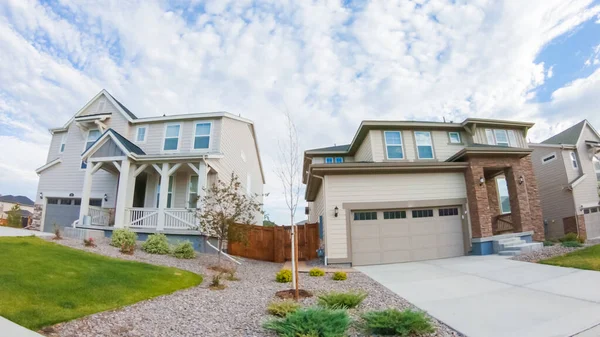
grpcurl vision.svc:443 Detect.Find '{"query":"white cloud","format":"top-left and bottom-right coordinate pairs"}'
top-left (1, 0), bottom-right (600, 224)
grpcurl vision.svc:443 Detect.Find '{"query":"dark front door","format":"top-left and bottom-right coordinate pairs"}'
top-left (133, 173), bottom-right (147, 208)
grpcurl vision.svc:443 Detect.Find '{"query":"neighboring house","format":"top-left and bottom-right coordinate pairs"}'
top-left (0, 195), bottom-right (35, 220)
top-left (304, 119), bottom-right (544, 266)
top-left (529, 120), bottom-right (600, 240)
top-left (34, 90), bottom-right (265, 248)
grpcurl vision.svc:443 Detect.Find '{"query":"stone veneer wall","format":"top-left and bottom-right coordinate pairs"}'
top-left (28, 204), bottom-right (43, 231)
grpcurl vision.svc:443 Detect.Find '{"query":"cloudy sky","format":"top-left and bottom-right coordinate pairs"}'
top-left (1, 0), bottom-right (600, 225)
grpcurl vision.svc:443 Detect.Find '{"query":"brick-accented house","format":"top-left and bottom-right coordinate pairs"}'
top-left (304, 118), bottom-right (544, 266)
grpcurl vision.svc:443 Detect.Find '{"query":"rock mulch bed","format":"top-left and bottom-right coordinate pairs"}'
top-left (511, 244), bottom-right (583, 263)
top-left (44, 237), bottom-right (461, 337)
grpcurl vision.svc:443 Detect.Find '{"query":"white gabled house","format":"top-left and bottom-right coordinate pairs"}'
top-left (34, 90), bottom-right (264, 246)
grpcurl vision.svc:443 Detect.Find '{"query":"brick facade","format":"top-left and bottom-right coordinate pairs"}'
top-left (563, 215), bottom-right (586, 239)
top-left (464, 154), bottom-right (544, 241)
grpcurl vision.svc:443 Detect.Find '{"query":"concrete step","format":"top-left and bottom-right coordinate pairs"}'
top-left (497, 237), bottom-right (523, 245)
top-left (499, 250), bottom-right (521, 256)
top-left (501, 240), bottom-right (527, 248)
top-left (499, 242), bottom-right (543, 255)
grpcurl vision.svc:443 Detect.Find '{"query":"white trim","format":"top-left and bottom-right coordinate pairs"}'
top-left (155, 175), bottom-right (175, 208)
top-left (414, 131), bottom-right (435, 159)
top-left (133, 153), bottom-right (224, 161)
top-left (507, 130), bottom-right (518, 147)
top-left (541, 152), bottom-right (557, 165)
top-left (570, 151), bottom-right (579, 170)
top-left (493, 129), bottom-right (509, 147)
top-left (485, 129), bottom-right (495, 145)
top-left (74, 113), bottom-right (111, 122)
top-left (384, 131), bottom-right (404, 160)
top-left (35, 158), bottom-right (62, 174)
top-left (448, 131), bottom-right (461, 144)
top-left (133, 164), bottom-right (148, 177)
top-left (82, 132), bottom-right (131, 161)
top-left (528, 143), bottom-right (577, 149)
top-left (190, 121), bottom-right (213, 151)
top-left (88, 156), bottom-right (127, 162)
top-left (59, 133), bottom-right (67, 153)
top-left (162, 123), bottom-right (182, 153)
top-left (496, 177), bottom-right (511, 214)
top-left (135, 125), bottom-right (148, 143)
top-left (570, 174), bottom-right (587, 189)
top-left (186, 174), bottom-right (199, 209)
top-left (132, 111), bottom-right (252, 125)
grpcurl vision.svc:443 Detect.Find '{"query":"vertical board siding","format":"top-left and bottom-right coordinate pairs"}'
top-left (474, 127), bottom-right (527, 147)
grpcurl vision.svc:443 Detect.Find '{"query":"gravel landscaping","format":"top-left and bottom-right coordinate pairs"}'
top-left (43, 237), bottom-right (461, 337)
top-left (511, 244), bottom-right (583, 263)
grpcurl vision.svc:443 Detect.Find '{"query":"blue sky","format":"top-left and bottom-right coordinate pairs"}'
top-left (1, 0), bottom-right (600, 225)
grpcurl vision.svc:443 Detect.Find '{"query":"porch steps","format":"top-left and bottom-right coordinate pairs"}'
top-left (494, 237), bottom-right (543, 256)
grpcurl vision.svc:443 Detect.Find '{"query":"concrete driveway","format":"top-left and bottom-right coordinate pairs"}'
top-left (0, 226), bottom-right (53, 237)
top-left (357, 255), bottom-right (600, 337)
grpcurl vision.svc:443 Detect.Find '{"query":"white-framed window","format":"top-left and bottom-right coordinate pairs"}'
top-left (542, 153), bottom-right (557, 164)
top-left (448, 132), bottom-right (461, 144)
top-left (192, 122), bottom-right (211, 150)
top-left (325, 157), bottom-right (334, 164)
top-left (570, 152), bottom-right (578, 169)
top-left (507, 130), bottom-right (518, 146)
top-left (496, 177), bottom-right (511, 214)
top-left (384, 131), bottom-right (404, 159)
top-left (334, 157), bottom-right (344, 163)
top-left (156, 176), bottom-right (174, 208)
top-left (85, 129), bottom-right (101, 150)
top-left (59, 133), bottom-right (67, 153)
top-left (415, 131), bottom-right (434, 159)
top-left (135, 125), bottom-right (147, 143)
top-left (485, 129), bottom-right (495, 145)
top-left (246, 173), bottom-right (252, 195)
top-left (187, 175), bottom-right (198, 208)
top-left (485, 129), bottom-right (514, 147)
top-left (494, 130), bottom-right (509, 147)
top-left (163, 124), bottom-right (181, 151)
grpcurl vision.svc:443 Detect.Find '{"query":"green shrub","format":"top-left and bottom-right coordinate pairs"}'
top-left (309, 268), bottom-right (325, 277)
top-left (172, 241), bottom-right (195, 259)
top-left (111, 228), bottom-right (137, 248)
top-left (276, 269), bottom-right (293, 283)
top-left (141, 233), bottom-right (171, 254)
top-left (543, 240), bottom-right (555, 247)
top-left (209, 274), bottom-right (225, 290)
top-left (264, 307), bottom-right (350, 337)
top-left (361, 309), bottom-right (435, 336)
top-left (332, 271), bottom-right (347, 281)
top-left (267, 300), bottom-right (302, 317)
top-left (561, 241), bottom-right (583, 248)
top-left (317, 291), bottom-right (367, 309)
top-left (559, 233), bottom-right (578, 243)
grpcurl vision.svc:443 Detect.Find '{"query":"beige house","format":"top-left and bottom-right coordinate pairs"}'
top-left (0, 195), bottom-right (35, 221)
top-left (529, 120), bottom-right (600, 239)
top-left (304, 119), bottom-right (544, 266)
top-left (34, 90), bottom-right (265, 245)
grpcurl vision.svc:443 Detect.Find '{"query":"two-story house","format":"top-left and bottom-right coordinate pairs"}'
top-left (304, 119), bottom-right (544, 266)
top-left (33, 90), bottom-right (265, 246)
top-left (530, 120), bottom-right (600, 240)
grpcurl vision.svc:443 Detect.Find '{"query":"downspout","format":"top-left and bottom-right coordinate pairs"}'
top-left (311, 174), bottom-right (326, 265)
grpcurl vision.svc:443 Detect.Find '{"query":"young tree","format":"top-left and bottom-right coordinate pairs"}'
top-left (263, 214), bottom-right (276, 227)
top-left (197, 173), bottom-right (264, 264)
top-left (7, 204), bottom-right (22, 228)
top-left (275, 108), bottom-right (302, 300)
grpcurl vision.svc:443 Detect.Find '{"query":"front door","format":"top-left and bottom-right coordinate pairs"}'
top-left (133, 173), bottom-right (147, 208)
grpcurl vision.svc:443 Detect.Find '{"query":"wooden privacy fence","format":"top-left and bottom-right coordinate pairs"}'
top-left (228, 223), bottom-right (320, 263)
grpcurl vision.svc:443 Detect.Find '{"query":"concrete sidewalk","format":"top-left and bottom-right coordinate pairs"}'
top-left (0, 226), bottom-right (53, 237)
top-left (0, 317), bottom-right (43, 337)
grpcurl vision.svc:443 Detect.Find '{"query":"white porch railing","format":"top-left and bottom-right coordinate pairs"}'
top-left (164, 208), bottom-right (198, 230)
top-left (126, 208), bottom-right (159, 228)
top-left (89, 206), bottom-right (111, 226)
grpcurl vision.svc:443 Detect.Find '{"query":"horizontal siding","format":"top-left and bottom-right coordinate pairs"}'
top-left (431, 131), bottom-right (464, 161)
top-left (355, 132), bottom-right (373, 162)
top-left (308, 186), bottom-right (325, 223)
top-left (573, 126), bottom-right (600, 210)
top-left (139, 118), bottom-right (221, 155)
top-left (371, 130), bottom-right (385, 161)
top-left (324, 172), bottom-right (467, 259)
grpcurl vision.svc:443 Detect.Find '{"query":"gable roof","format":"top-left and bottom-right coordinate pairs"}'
top-left (81, 128), bottom-right (146, 159)
top-left (541, 120), bottom-right (586, 145)
top-left (306, 144), bottom-right (350, 153)
top-left (0, 195), bottom-right (35, 206)
top-left (106, 92), bottom-right (137, 120)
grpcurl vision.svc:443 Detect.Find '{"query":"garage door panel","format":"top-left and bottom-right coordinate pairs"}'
top-left (352, 238), bottom-right (381, 253)
top-left (437, 245), bottom-right (465, 259)
top-left (380, 222), bottom-right (410, 236)
top-left (436, 217), bottom-right (463, 233)
top-left (410, 235), bottom-right (438, 249)
top-left (382, 250), bottom-right (411, 264)
top-left (353, 252), bottom-right (381, 266)
top-left (585, 212), bottom-right (600, 239)
top-left (352, 224), bottom-right (380, 238)
top-left (411, 248), bottom-right (439, 261)
top-left (409, 221), bottom-right (437, 235)
top-left (381, 236), bottom-right (410, 250)
top-left (437, 232), bottom-right (463, 246)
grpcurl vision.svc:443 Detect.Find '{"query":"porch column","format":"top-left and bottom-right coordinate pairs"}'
top-left (114, 159), bottom-right (131, 228)
top-left (78, 162), bottom-right (95, 224)
top-left (465, 163), bottom-right (493, 238)
top-left (156, 163), bottom-right (170, 231)
top-left (506, 165), bottom-right (531, 235)
top-left (196, 161), bottom-right (207, 209)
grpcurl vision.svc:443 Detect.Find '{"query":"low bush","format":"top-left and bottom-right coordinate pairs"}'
top-left (209, 274), bottom-right (226, 290)
top-left (141, 233), bottom-right (171, 255)
top-left (561, 241), bottom-right (583, 248)
top-left (317, 291), bottom-right (367, 309)
top-left (559, 233), bottom-right (578, 243)
top-left (120, 242), bottom-right (135, 255)
top-left (309, 268), bottom-right (325, 277)
top-left (267, 300), bottom-right (301, 317)
top-left (172, 241), bottom-right (195, 259)
top-left (543, 240), bottom-right (554, 247)
top-left (53, 224), bottom-right (62, 240)
top-left (263, 307), bottom-right (350, 337)
top-left (276, 269), bottom-right (293, 283)
top-left (83, 237), bottom-right (96, 247)
top-left (111, 228), bottom-right (137, 248)
top-left (361, 309), bottom-right (435, 336)
top-left (332, 271), bottom-right (347, 281)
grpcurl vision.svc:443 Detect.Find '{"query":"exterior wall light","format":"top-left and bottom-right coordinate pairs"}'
top-left (479, 177), bottom-right (485, 185)
top-left (39, 192), bottom-right (43, 200)
top-left (519, 176), bottom-right (524, 185)
top-left (334, 206), bottom-right (339, 217)
top-left (103, 193), bottom-right (108, 202)
top-left (69, 193), bottom-right (74, 197)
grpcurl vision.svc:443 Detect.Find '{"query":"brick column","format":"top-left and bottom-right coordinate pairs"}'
top-left (505, 165), bottom-right (529, 233)
top-left (520, 156), bottom-right (545, 241)
top-left (485, 178), bottom-right (500, 233)
top-left (465, 164), bottom-right (493, 238)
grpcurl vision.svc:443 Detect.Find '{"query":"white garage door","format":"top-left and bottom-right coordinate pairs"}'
top-left (584, 207), bottom-right (600, 239)
top-left (351, 206), bottom-right (465, 266)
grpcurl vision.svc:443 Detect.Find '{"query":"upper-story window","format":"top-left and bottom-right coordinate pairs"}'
top-left (593, 156), bottom-right (600, 181)
top-left (415, 131), bottom-right (434, 159)
top-left (59, 133), bottom-right (67, 153)
top-left (485, 129), bottom-right (517, 147)
top-left (193, 122), bottom-right (211, 150)
top-left (163, 124), bottom-right (181, 151)
top-left (384, 131), bottom-right (404, 159)
top-left (136, 126), bottom-right (147, 143)
top-left (325, 157), bottom-right (343, 164)
top-left (570, 151), bottom-right (578, 169)
top-left (448, 132), bottom-right (461, 144)
top-left (85, 129), bottom-right (101, 150)
top-left (542, 153), bottom-right (557, 164)
top-left (335, 157), bottom-right (343, 163)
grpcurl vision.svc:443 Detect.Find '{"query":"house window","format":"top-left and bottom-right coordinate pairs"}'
top-left (136, 126), bottom-right (147, 142)
top-left (156, 176), bottom-right (174, 208)
top-left (542, 153), bottom-right (557, 164)
top-left (47, 198), bottom-right (59, 205)
top-left (193, 122), bottom-right (211, 149)
top-left (383, 211), bottom-right (406, 219)
top-left (384, 131), bottom-right (404, 159)
top-left (448, 132), bottom-right (461, 144)
top-left (485, 129), bottom-right (495, 145)
top-left (497, 177), bottom-right (511, 214)
top-left (163, 124), bottom-right (181, 151)
top-left (494, 130), bottom-right (509, 147)
top-left (59, 133), bottom-right (67, 153)
top-left (188, 175), bottom-right (198, 208)
top-left (85, 129), bottom-right (101, 150)
top-left (570, 152), bottom-right (578, 169)
top-left (353, 211), bottom-right (377, 221)
top-left (507, 130), bottom-right (518, 146)
top-left (412, 209), bottom-right (434, 218)
top-left (335, 157), bottom-right (344, 163)
top-left (415, 131), bottom-right (434, 159)
top-left (485, 129), bottom-right (513, 147)
top-left (439, 208), bottom-right (459, 217)
top-left (90, 199), bottom-right (102, 207)
top-left (325, 157), bottom-right (334, 164)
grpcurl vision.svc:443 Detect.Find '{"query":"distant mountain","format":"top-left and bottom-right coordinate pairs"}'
top-left (0, 195), bottom-right (35, 206)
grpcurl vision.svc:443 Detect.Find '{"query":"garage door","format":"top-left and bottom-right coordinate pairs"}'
top-left (351, 206), bottom-right (465, 266)
top-left (584, 207), bottom-right (600, 239)
top-left (43, 198), bottom-right (102, 233)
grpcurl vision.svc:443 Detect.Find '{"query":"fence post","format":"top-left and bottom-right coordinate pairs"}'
top-left (273, 226), bottom-right (285, 263)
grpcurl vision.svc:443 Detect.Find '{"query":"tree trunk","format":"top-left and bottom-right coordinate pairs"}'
top-left (217, 238), bottom-right (222, 265)
top-left (294, 224), bottom-right (299, 300)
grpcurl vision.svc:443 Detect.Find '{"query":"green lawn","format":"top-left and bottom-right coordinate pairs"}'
top-left (0, 237), bottom-right (202, 330)
top-left (540, 244), bottom-right (600, 271)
